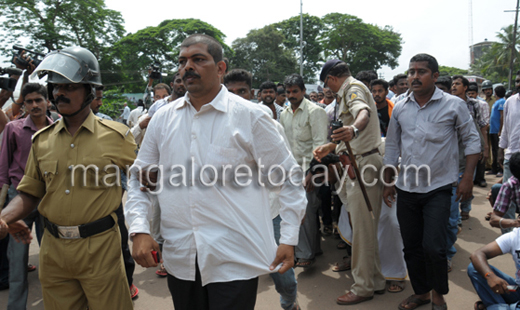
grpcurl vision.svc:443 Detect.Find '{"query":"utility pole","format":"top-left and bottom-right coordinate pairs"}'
top-left (300, 0), bottom-right (303, 76)
top-left (507, 0), bottom-right (520, 90)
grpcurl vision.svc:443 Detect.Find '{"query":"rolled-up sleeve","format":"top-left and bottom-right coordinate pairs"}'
top-left (456, 103), bottom-right (481, 156)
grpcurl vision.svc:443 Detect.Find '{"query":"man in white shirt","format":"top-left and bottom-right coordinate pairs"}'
top-left (120, 103), bottom-right (130, 125)
top-left (125, 34), bottom-right (306, 310)
top-left (127, 99), bottom-right (147, 128)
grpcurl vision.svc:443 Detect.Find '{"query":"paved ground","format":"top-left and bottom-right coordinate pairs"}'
top-left (0, 173), bottom-right (514, 309)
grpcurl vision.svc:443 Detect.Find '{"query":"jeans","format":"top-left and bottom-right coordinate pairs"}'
top-left (270, 215), bottom-right (298, 309)
top-left (467, 263), bottom-right (520, 309)
top-left (7, 185), bottom-right (43, 310)
top-left (501, 159), bottom-right (517, 234)
top-left (447, 185), bottom-right (459, 260)
top-left (295, 187), bottom-right (322, 260)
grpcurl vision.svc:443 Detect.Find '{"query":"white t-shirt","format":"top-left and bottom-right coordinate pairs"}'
top-left (496, 227), bottom-right (520, 285)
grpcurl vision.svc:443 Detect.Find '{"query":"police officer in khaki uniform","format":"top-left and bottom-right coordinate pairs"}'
top-left (0, 46), bottom-right (136, 310)
top-left (313, 59), bottom-right (386, 305)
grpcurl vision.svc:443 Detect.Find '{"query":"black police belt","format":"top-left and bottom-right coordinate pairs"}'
top-left (43, 214), bottom-right (115, 239)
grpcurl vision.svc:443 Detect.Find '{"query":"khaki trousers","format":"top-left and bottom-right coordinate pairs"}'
top-left (340, 153), bottom-right (386, 297)
top-left (39, 222), bottom-right (133, 310)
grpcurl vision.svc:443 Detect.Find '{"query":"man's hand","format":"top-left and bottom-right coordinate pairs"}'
top-left (456, 175), bottom-right (473, 202)
top-left (139, 116), bottom-right (152, 129)
top-left (481, 146), bottom-right (489, 163)
top-left (270, 244), bottom-right (294, 274)
top-left (313, 143), bottom-right (335, 162)
top-left (139, 169), bottom-right (158, 192)
top-left (383, 186), bottom-right (396, 207)
top-left (131, 233), bottom-right (161, 268)
top-left (0, 219), bottom-right (8, 239)
top-left (331, 126), bottom-right (355, 143)
top-left (303, 173), bottom-right (314, 193)
top-left (8, 220), bottom-right (32, 244)
top-left (487, 273), bottom-right (510, 295)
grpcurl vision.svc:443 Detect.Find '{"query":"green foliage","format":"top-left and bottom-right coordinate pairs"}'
top-left (230, 25), bottom-right (298, 88)
top-left (470, 24), bottom-right (520, 86)
top-left (438, 66), bottom-right (469, 76)
top-left (0, 0), bottom-right (125, 58)
top-left (321, 13), bottom-right (402, 75)
top-left (274, 14), bottom-right (324, 83)
top-left (108, 18), bottom-right (231, 92)
top-left (98, 89), bottom-right (132, 120)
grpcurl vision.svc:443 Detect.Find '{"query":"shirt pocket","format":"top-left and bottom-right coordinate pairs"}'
top-left (205, 144), bottom-right (243, 183)
top-left (420, 121), bottom-right (452, 144)
top-left (296, 119), bottom-right (312, 141)
top-left (40, 160), bottom-right (58, 193)
top-left (74, 158), bottom-right (116, 189)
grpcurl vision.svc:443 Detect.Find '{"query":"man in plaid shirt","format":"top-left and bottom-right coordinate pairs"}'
top-left (489, 152), bottom-right (520, 231)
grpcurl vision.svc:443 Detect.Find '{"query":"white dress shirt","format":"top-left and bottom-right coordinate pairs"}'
top-left (125, 86), bottom-right (306, 285)
top-left (500, 94), bottom-right (520, 160)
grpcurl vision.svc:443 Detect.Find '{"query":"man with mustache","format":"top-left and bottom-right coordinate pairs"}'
top-left (0, 83), bottom-right (53, 309)
top-left (0, 46), bottom-right (136, 309)
top-left (383, 54), bottom-right (481, 310)
top-left (126, 34), bottom-right (306, 310)
top-left (497, 72), bottom-right (520, 234)
top-left (279, 73), bottom-right (328, 268)
top-left (313, 59), bottom-right (387, 305)
top-left (259, 81), bottom-right (284, 121)
top-left (370, 79), bottom-right (394, 137)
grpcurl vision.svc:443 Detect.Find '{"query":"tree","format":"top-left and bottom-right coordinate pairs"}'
top-left (0, 0), bottom-right (125, 58)
top-left (274, 14), bottom-right (324, 83)
top-left (470, 25), bottom-right (520, 86)
top-left (438, 66), bottom-right (468, 76)
top-left (321, 13), bottom-right (402, 75)
top-left (230, 25), bottom-right (298, 88)
top-left (109, 18), bottom-right (231, 92)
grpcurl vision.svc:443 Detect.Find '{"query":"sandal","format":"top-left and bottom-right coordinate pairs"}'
top-left (432, 303), bottom-right (447, 310)
top-left (398, 295), bottom-right (431, 310)
top-left (337, 240), bottom-right (348, 250)
top-left (28, 264), bottom-right (36, 272)
top-left (388, 280), bottom-right (406, 293)
top-left (474, 301), bottom-right (486, 310)
top-left (461, 211), bottom-right (470, 221)
top-left (155, 264), bottom-right (167, 277)
top-left (295, 258), bottom-right (315, 268)
top-left (130, 284), bottom-right (139, 299)
top-left (332, 256), bottom-right (351, 272)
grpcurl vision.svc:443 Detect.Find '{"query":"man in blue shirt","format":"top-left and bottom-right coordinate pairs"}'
top-left (489, 86), bottom-right (506, 177)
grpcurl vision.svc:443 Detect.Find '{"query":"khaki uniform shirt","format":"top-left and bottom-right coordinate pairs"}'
top-left (335, 76), bottom-right (381, 155)
top-left (17, 111), bottom-right (136, 226)
top-left (280, 98), bottom-right (328, 171)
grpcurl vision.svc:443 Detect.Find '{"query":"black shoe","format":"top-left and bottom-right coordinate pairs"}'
top-left (479, 180), bottom-right (487, 188)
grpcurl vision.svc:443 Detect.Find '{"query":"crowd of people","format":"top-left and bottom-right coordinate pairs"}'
top-left (0, 33), bottom-right (518, 310)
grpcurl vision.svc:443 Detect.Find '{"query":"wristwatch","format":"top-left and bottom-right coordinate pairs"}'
top-left (351, 125), bottom-right (359, 139)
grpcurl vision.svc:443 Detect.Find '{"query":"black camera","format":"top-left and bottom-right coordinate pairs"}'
top-left (11, 45), bottom-right (45, 69)
top-left (148, 61), bottom-right (162, 80)
top-left (330, 120), bottom-right (343, 144)
top-left (0, 67), bottom-right (23, 92)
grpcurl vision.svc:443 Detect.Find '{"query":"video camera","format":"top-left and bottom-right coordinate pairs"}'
top-left (148, 61), bottom-right (162, 80)
top-left (11, 45), bottom-right (45, 69)
top-left (0, 67), bottom-right (23, 92)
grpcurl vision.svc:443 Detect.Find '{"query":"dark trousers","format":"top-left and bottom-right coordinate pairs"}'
top-left (474, 159), bottom-right (486, 184)
top-left (167, 262), bottom-right (258, 310)
top-left (116, 203), bottom-right (135, 287)
top-left (319, 185), bottom-right (332, 226)
top-left (0, 235), bottom-right (8, 286)
top-left (490, 133), bottom-right (502, 174)
top-left (396, 184), bottom-right (452, 295)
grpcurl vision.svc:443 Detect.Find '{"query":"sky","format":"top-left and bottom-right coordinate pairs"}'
top-left (104, 0), bottom-right (516, 82)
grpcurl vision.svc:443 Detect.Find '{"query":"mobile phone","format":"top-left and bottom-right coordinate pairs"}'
top-left (507, 285), bottom-right (518, 292)
top-left (151, 250), bottom-right (160, 264)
